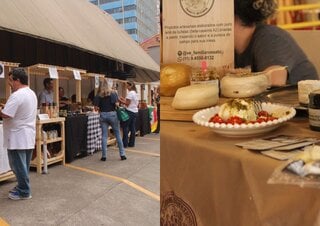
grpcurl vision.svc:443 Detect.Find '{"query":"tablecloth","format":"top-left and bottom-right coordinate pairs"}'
top-left (86, 112), bottom-right (102, 154)
top-left (65, 114), bottom-right (88, 163)
top-left (161, 118), bottom-right (320, 226)
top-left (0, 124), bottom-right (11, 174)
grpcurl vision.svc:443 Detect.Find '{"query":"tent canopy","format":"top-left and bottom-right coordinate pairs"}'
top-left (0, 0), bottom-right (159, 82)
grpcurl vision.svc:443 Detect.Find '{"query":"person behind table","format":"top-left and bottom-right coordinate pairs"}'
top-left (119, 81), bottom-right (139, 148)
top-left (38, 77), bottom-right (54, 105)
top-left (234, 0), bottom-right (318, 86)
top-left (153, 86), bottom-right (160, 134)
top-left (59, 86), bottom-right (70, 111)
top-left (0, 68), bottom-right (37, 200)
top-left (93, 79), bottom-right (126, 161)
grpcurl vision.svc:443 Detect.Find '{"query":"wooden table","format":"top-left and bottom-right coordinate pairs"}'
top-left (161, 117), bottom-right (320, 226)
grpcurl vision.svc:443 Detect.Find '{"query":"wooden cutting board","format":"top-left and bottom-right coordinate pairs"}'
top-left (160, 96), bottom-right (229, 122)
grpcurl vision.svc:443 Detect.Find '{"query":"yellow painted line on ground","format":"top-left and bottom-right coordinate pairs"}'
top-left (0, 218), bottom-right (10, 226)
top-left (125, 149), bottom-right (160, 157)
top-left (65, 164), bottom-right (160, 201)
top-left (109, 147), bottom-right (160, 157)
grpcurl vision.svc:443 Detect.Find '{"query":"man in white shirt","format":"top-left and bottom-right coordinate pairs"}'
top-left (0, 68), bottom-right (37, 200)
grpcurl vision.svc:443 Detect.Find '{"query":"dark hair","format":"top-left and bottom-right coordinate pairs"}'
top-left (127, 81), bottom-right (137, 92)
top-left (9, 68), bottom-right (28, 85)
top-left (43, 77), bottom-right (53, 87)
top-left (234, 0), bottom-right (277, 26)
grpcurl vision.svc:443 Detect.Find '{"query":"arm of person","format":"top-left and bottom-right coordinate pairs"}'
top-left (119, 96), bottom-right (131, 106)
top-left (0, 106), bottom-right (11, 119)
top-left (264, 65), bottom-right (288, 87)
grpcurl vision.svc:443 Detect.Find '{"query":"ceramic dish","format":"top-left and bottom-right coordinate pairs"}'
top-left (192, 102), bottom-right (296, 137)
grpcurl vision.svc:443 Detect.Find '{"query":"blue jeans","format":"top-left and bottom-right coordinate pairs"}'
top-left (7, 149), bottom-right (33, 197)
top-left (100, 111), bottom-right (125, 158)
top-left (122, 110), bottom-right (138, 147)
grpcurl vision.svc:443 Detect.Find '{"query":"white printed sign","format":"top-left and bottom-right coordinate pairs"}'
top-left (95, 75), bottom-right (100, 88)
top-left (0, 63), bottom-right (4, 78)
top-left (48, 67), bottom-right (58, 79)
top-left (162, 0), bottom-right (234, 69)
top-left (73, 70), bottom-right (81, 80)
top-left (107, 78), bottom-right (113, 88)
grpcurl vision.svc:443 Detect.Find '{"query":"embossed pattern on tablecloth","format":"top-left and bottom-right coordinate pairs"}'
top-left (86, 113), bottom-right (102, 154)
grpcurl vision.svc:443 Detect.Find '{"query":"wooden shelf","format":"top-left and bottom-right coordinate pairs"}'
top-left (37, 137), bottom-right (63, 145)
top-left (32, 118), bottom-right (65, 174)
top-left (0, 171), bottom-right (15, 182)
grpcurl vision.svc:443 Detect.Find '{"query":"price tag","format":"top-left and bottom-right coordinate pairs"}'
top-left (0, 63), bottom-right (4, 78)
top-left (95, 75), bottom-right (100, 88)
top-left (37, 114), bottom-right (50, 120)
top-left (73, 70), bottom-right (81, 80)
top-left (107, 78), bottom-right (113, 88)
top-left (48, 67), bottom-right (58, 79)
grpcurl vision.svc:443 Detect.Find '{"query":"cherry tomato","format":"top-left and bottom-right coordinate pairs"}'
top-left (209, 114), bottom-right (225, 123)
top-left (258, 110), bottom-right (269, 117)
top-left (226, 116), bottom-right (244, 125)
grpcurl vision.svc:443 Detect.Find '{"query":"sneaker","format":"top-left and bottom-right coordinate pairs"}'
top-left (8, 191), bottom-right (32, 200)
top-left (120, 156), bottom-right (127, 160)
top-left (9, 186), bottom-right (18, 194)
top-left (100, 157), bottom-right (106, 161)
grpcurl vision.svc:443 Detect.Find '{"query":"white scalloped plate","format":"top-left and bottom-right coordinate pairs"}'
top-left (192, 102), bottom-right (296, 137)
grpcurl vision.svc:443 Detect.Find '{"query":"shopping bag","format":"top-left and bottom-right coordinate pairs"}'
top-left (116, 107), bottom-right (129, 122)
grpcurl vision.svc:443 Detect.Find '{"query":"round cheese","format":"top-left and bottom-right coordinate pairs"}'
top-left (172, 83), bottom-right (219, 110)
top-left (220, 73), bottom-right (269, 98)
top-left (298, 80), bottom-right (320, 105)
top-left (160, 63), bottom-right (191, 97)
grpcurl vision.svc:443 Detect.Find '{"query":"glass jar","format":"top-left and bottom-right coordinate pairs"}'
top-left (308, 89), bottom-right (320, 131)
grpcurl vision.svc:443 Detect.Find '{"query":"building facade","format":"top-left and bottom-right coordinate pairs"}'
top-left (89, 0), bottom-right (158, 43)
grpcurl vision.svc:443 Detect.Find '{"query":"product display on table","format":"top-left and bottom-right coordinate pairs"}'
top-left (192, 99), bottom-right (296, 137)
top-left (268, 145), bottom-right (320, 188)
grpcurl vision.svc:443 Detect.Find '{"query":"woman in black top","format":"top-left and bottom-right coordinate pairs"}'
top-left (94, 79), bottom-right (126, 161)
top-left (234, 0), bottom-right (318, 85)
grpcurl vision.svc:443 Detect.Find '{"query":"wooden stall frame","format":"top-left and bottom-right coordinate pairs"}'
top-left (0, 61), bottom-right (20, 100)
top-left (26, 63), bottom-right (65, 106)
top-left (31, 117), bottom-right (65, 174)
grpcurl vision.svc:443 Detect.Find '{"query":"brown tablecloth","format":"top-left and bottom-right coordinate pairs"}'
top-left (161, 118), bottom-right (320, 226)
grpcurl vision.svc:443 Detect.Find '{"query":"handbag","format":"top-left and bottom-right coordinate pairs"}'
top-left (116, 107), bottom-right (129, 122)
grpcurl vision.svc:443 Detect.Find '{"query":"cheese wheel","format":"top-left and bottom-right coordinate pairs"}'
top-left (160, 63), bottom-right (191, 97)
top-left (172, 83), bottom-right (219, 110)
top-left (220, 73), bottom-right (269, 98)
top-left (298, 80), bottom-right (320, 105)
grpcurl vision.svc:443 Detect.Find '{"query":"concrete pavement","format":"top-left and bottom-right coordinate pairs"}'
top-left (0, 133), bottom-right (160, 226)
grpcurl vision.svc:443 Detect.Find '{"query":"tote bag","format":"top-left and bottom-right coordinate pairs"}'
top-left (116, 107), bottom-right (129, 122)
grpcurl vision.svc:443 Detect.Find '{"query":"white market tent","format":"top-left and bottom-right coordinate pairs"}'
top-left (0, 0), bottom-right (159, 82)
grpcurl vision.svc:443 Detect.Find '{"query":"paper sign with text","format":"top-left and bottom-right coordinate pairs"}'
top-left (73, 70), bottom-right (81, 80)
top-left (162, 0), bottom-right (234, 69)
top-left (0, 63), bottom-right (4, 78)
top-left (95, 75), bottom-right (100, 88)
top-left (48, 67), bottom-right (58, 79)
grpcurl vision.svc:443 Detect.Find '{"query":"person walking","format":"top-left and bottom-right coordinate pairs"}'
top-left (93, 79), bottom-right (126, 161)
top-left (119, 81), bottom-right (139, 148)
top-left (0, 68), bottom-right (37, 200)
